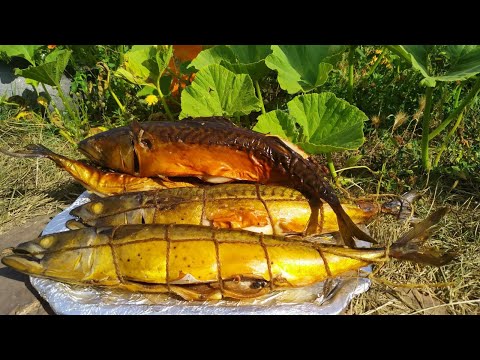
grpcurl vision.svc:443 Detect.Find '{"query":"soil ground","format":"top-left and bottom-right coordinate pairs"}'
top-left (0, 215), bottom-right (55, 315)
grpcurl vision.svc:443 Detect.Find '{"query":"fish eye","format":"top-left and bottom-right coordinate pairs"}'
top-left (140, 139), bottom-right (153, 149)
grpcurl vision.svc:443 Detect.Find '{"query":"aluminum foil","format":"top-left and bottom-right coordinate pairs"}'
top-left (30, 191), bottom-right (371, 315)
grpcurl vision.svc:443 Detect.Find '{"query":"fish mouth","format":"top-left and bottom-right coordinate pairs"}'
top-left (77, 138), bottom-right (102, 164)
top-left (1, 248), bottom-right (44, 276)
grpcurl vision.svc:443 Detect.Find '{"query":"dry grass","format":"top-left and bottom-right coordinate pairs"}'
top-left (347, 185), bottom-right (480, 315)
top-left (0, 119), bottom-right (84, 235)
top-left (0, 118), bottom-right (478, 315)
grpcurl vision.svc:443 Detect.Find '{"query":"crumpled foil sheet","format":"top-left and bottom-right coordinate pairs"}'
top-left (30, 191), bottom-right (371, 315)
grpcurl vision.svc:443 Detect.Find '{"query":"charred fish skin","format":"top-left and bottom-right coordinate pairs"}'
top-left (1, 209), bottom-right (454, 301)
top-left (70, 184), bottom-right (381, 236)
top-left (77, 118), bottom-right (375, 245)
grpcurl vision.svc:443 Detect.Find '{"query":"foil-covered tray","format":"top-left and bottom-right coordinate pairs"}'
top-left (31, 192), bottom-right (371, 315)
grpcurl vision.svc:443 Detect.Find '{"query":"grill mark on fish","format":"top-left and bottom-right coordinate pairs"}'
top-left (165, 225), bottom-right (171, 292)
top-left (317, 248), bottom-right (332, 277)
top-left (212, 230), bottom-right (224, 295)
top-left (109, 226), bottom-right (125, 284)
top-left (258, 232), bottom-right (274, 290)
top-left (255, 183), bottom-right (276, 236)
top-left (201, 188), bottom-right (207, 226)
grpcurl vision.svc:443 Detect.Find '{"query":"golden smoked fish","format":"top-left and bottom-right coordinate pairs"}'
top-left (1, 209), bottom-right (453, 301)
top-left (0, 144), bottom-right (195, 196)
top-left (70, 184), bottom-right (381, 236)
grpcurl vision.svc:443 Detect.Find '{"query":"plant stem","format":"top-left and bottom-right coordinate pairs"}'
top-left (58, 129), bottom-right (77, 146)
top-left (40, 83), bottom-right (53, 103)
top-left (385, 45), bottom-right (412, 64)
top-left (118, 45), bottom-right (125, 66)
top-left (347, 46), bottom-right (355, 103)
top-left (155, 47), bottom-right (175, 121)
top-left (109, 87), bottom-right (126, 113)
top-left (421, 86), bottom-right (434, 170)
top-left (326, 153), bottom-right (338, 180)
top-left (433, 84), bottom-right (464, 167)
top-left (433, 109), bottom-right (464, 168)
top-left (156, 79), bottom-right (174, 121)
top-left (159, 94), bottom-right (174, 121)
top-left (55, 83), bottom-right (78, 122)
top-left (365, 50), bottom-right (386, 79)
top-left (102, 61), bottom-right (125, 113)
top-left (428, 76), bottom-right (480, 141)
top-left (254, 80), bottom-right (266, 115)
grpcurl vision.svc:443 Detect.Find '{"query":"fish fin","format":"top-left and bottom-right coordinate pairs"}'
top-left (389, 207), bottom-right (455, 266)
top-left (266, 136), bottom-right (309, 159)
top-left (169, 284), bottom-right (223, 301)
top-left (130, 119), bottom-right (143, 134)
top-left (336, 204), bottom-right (377, 247)
top-left (65, 219), bottom-right (88, 230)
top-left (305, 200), bottom-right (320, 236)
top-left (395, 207), bottom-right (447, 245)
top-left (0, 144), bottom-right (54, 158)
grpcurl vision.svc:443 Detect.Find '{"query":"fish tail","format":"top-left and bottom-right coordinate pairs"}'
top-left (0, 144), bottom-right (55, 159)
top-left (335, 203), bottom-right (378, 247)
top-left (389, 207), bottom-right (455, 266)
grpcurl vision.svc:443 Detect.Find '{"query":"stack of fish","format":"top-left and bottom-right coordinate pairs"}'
top-left (0, 118), bottom-right (453, 301)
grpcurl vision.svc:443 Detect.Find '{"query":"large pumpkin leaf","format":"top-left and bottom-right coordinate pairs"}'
top-left (389, 45), bottom-right (480, 87)
top-left (402, 45), bottom-right (432, 80)
top-left (229, 45), bottom-right (272, 65)
top-left (253, 110), bottom-right (298, 141)
top-left (189, 46), bottom-right (236, 70)
top-left (225, 45), bottom-right (272, 80)
top-left (15, 50), bottom-right (72, 86)
top-left (0, 45), bottom-right (40, 65)
top-left (265, 45), bottom-right (347, 94)
top-left (287, 93), bottom-right (366, 153)
top-left (179, 64), bottom-right (261, 119)
top-left (115, 45), bottom-right (173, 89)
top-left (189, 45), bottom-right (272, 80)
top-left (437, 45), bottom-right (480, 82)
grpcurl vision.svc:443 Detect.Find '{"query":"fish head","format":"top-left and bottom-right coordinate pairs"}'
top-left (77, 126), bottom-right (136, 174)
top-left (1, 228), bottom-right (116, 284)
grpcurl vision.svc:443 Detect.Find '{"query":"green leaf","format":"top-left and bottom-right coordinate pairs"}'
top-left (114, 45), bottom-right (173, 89)
top-left (344, 154), bottom-right (363, 167)
top-left (265, 45), bottom-right (347, 94)
top-left (179, 64), bottom-right (261, 119)
top-left (436, 45), bottom-right (480, 82)
top-left (287, 92), bottom-right (366, 153)
top-left (402, 45), bottom-right (432, 79)
top-left (136, 86), bottom-right (157, 97)
top-left (15, 50), bottom-right (72, 86)
top-left (160, 75), bottom-right (173, 96)
top-left (0, 45), bottom-right (41, 65)
top-left (229, 45), bottom-right (272, 64)
top-left (253, 110), bottom-right (298, 142)
top-left (190, 45), bottom-right (272, 80)
top-left (25, 78), bottom-right (39, 88)
top-left (391, 45), bottom-right (480, 86)
top-left (44, 48), bottom-right (68, 63)
top-left (226, 45), bottom-right (272, 80)
top-left (189, 46), bottom-right (236, 70)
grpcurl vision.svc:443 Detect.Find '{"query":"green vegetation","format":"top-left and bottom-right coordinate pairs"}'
top-left (1, 44), bottom-right (478, 181)
top-left (1, 45), bottom-right (479, 314)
